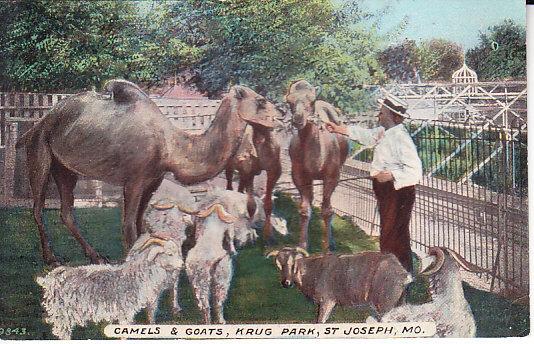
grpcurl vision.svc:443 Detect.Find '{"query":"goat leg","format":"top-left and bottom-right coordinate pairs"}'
top-left (316, 300), bottom-right (336, 323)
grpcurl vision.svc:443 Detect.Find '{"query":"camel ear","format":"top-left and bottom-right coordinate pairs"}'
top-left (233, 86), bottom-right (247, 99)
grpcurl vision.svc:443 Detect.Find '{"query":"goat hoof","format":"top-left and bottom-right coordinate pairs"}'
top-left (91, 255), bottom-right (109, 264)
top-left (44, 254), bottom-right (61, 267)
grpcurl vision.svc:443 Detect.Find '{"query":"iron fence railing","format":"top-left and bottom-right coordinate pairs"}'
top-left (337, 120), bottom-right (528, 298)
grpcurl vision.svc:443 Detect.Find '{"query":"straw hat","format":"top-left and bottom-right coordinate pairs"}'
top-left (377, 94), bottom-right (410, 118)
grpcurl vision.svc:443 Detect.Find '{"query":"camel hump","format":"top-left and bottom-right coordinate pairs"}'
top-left (103, 79), bottom-right (149, 103)
top-left (315, 100), bottom-right (342, 125)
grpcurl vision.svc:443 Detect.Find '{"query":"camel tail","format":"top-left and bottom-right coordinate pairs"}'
top-left (15, 122), bottom-right (39, 148)
top-left (15, 107), bottom-right (59, 148)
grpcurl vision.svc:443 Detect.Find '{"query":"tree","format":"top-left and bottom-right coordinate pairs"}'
top-left (378, 38), bottom-right (463, 83)
top-left (378, 39), bottom-right (420, 83)
top-left (466, 19), bottom-right (526, 80)
top-left (0, 0), bottom-right (199, 92)
top-left (417, 39), bottom-right (463, 81)
top-left (162, 0), bottom-right (385, 112)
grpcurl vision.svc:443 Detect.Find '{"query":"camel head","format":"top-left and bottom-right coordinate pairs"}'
top-left (284, 80), bottom-right (317, 130)
top-left (229, 85), bottom-right (278, 130)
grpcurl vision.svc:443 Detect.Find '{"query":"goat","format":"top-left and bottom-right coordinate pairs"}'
top-left (267, 247), bottom-right (412, 323)
top-left (142, 179), bottom-right (198, 315)
top-left (368, 246), bottom-right (481, 337)
top-left (36, 232), bottom-right (184, 339)
top-left (185, 190), bottom-right (258, 324)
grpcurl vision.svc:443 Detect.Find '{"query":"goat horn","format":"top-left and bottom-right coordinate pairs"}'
top-left (197, 203), bottom-right (237, 224)
top-left (150, 232), bottom-right (172, 241)
top-left (421, 246), bottom-right (445, 275)
top-left (294, 247), bottom-right (310, 257)
top-left (444, 248), bottom-right (488, 274)
top-left (175, 203), bottom-right (199, 215)
top-left (151, 202), bottom-right (175, 210)
top-left (265, 250), bottom-right (280, 258)
top-left (139, 237), bottom-right (167, 252)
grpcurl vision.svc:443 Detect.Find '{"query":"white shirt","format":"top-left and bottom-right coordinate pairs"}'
top-left (348, 124), bottom-right (423, 190)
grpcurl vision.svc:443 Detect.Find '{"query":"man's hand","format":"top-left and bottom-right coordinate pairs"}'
top-left (325, 122), bottom-right (348, 136)
top-left (374, 170), bottom-right (394, 183)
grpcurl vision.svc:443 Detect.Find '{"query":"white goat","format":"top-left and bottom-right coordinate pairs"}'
top-left (36, 232), bottom-right (183, 339)
top-left (185, 189), bottom-right (258, 324)
top-left (143, 179), bottom-right (197, 315)
top-left (367, 246), bottom-right (482, 337)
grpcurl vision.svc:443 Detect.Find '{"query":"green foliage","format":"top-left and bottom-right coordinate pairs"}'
top-left (0, 0), bottom-right (199, 92)
top-left (466, 19), bottom-right (526, 80)
top-left (378, 38), bottom-right (463, 83)
top-left (378, 39), bottom-right (420, 83)
top-left (0, 0), bottom-right (386, 112)
top-left (417, 39), bottom-right (463, 81)
top-left (161, 0), bottom-right (385, 113)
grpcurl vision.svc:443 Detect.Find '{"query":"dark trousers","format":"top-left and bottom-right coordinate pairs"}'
top-left (372, 180), bottom-right (416, 273)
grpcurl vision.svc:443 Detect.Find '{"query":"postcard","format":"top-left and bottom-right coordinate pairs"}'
top-left (0, 0), bottom-right (528, 341)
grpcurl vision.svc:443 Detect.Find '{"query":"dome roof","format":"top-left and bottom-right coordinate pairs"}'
top-left (452, 63), bottom-right (478, 83)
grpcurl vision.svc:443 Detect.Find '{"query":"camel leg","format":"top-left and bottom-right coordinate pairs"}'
top-left (225, 166), bottom-right (234, 191)
top-left (51, 161), bottom-right (107, 264)
top-left (321, 177), bottom-right (338, 252)
top-left (293, 171), bottom-right (313, 250)
top-left (262, 165), bottom-right (281, 246)
top-left (244, 178), bottom-right (257, 219)
top-left (27, 144), bottom-right (58, 266)
top-left (136, 176), bottom-right (164, 236)
top-left (237, 173), bottom-right (251, 194)
top-left (122, 179), bottom-right (146, 251)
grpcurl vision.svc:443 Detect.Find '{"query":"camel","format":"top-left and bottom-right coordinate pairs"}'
top-left (285, 80), bottom-right (349, 252)
top-left (224, 123), bottom-right (282, 245)
top-left (16, 80), bottom-right (277, 265)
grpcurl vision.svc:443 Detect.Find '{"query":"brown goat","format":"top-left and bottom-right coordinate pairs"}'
top-left (267, 247), bottom-right (412, 323)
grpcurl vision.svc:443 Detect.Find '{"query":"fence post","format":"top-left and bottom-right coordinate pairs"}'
top-left (2, 122), bottom-right (18, 200)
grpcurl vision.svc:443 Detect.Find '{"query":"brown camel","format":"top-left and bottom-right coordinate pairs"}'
top-left (285, 80), bottom-right (349, 252)
top-left (224, 123), bottom-right (282, 245)
top-left (16, 80), bottom-right (277, 265)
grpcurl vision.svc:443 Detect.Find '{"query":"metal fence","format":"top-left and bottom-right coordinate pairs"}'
top-left (329, 120), bottom-right (528, 299)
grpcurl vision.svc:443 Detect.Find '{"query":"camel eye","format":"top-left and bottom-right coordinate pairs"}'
top-left (257, 98), bottom-right (267, 108)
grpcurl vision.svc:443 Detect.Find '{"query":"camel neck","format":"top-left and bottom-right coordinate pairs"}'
top-left (297, 122), bottom-right (317, 140)
top-left (168, 97), bottom-right (247, 184)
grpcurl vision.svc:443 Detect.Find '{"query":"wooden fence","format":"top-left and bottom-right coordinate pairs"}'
top-left (0, 92), bottom-right (221, 207)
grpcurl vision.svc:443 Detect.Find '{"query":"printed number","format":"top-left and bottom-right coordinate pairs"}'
top-left (0, 328), bottom-right (27, 336)
top-left (491, 41), bottom-right (499, 51)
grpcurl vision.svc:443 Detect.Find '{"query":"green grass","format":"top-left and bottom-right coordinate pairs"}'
top-left (0, 193), bottom-right (529, 339)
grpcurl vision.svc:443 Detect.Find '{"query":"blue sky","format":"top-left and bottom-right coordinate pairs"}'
top-left (362, 0), bottom-right (526, 49)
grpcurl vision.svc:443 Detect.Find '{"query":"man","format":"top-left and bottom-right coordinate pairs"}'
top-left (325, 95), bottom-right (422, 273)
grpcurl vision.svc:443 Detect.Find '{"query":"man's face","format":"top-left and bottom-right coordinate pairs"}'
top-left (377, 106), bottom-right (394, 127)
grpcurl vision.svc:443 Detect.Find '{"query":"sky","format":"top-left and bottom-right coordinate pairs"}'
top-left (362, 0), bottom-right (526, 49)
